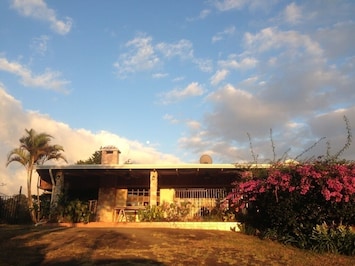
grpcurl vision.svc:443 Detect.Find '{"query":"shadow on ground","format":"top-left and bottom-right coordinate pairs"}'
top-left (43, 258), bottom-right (165, 265)
top-left (0, 225), bottom-right (66, 265)
top-left (0, 225), bottom-right (166, 266)
top-left (0, 225), bottom-right (354, 266)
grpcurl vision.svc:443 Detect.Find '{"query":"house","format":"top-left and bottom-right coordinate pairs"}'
top-left (36, 146), bottom-right (268, 222)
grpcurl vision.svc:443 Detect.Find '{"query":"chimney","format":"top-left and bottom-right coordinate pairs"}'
top-left (100, 146), bottom-right (121, 164)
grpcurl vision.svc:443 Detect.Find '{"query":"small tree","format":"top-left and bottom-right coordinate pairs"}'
top-left (76, 150), bottom-right (101, 164)
top-left (6, 129), bottom-right (67, 223)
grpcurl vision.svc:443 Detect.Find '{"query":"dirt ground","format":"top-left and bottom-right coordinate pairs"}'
top-left (0, 224), bottom-right (354, 266)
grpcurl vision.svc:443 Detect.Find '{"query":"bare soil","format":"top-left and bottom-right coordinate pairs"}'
top-left (0, 224), bottom-right (354, 265)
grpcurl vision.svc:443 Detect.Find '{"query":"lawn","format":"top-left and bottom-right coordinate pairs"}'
top-left (0, 224), bottom-right (354, 265)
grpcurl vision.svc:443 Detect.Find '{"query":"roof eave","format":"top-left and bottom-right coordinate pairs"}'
top-left (35, 163), bottom-right (270, 171)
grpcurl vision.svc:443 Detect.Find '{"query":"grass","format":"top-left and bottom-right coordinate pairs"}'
top-left (0, 224), bottom-right (354, 265)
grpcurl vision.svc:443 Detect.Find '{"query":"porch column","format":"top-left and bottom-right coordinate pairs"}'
top-left (48, 170), bottom-right (64, 221)
top-left (51, 170), bottom-right (64, 209)
top-left (150, 170), bottom-right (158, 206)
top-left (97, 176), bottom-right (117, 222)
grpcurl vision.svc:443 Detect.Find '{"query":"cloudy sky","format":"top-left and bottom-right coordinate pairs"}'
top-left (0, 0), bottom-right (354, 195)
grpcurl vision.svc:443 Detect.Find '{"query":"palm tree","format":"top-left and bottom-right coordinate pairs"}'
top-left (6, 128), bottom-right (67, 223)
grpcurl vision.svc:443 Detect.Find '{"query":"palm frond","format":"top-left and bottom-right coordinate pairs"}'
top-left (6, 148), bottom-right (30, 168)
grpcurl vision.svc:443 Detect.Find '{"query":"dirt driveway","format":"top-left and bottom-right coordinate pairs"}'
top-left (0, 225), bottom-right (354, 265)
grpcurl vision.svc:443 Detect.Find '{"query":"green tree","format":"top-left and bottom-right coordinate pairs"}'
top-left (76, 150), bottom-right (101, 164)
top-left (6, 129), bottom-right (67, 223)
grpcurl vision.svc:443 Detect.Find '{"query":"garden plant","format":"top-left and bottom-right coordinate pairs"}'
top-left (228, 116), bottom-right (355, 255)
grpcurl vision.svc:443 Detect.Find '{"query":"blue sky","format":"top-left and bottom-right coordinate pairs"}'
top-left (0, 0), bottom-right (354, 195)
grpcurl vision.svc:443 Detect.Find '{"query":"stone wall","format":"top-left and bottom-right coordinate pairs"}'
top-left (97, 175), bottom-right (130, 222)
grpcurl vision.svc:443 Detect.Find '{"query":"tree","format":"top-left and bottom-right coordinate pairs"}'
top-left (6, 129), bottom-right (67, 223)
top-left (76, 150), bottom-right (101, 164)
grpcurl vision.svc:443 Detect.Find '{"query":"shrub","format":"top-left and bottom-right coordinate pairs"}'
top-left (228, 162), bottom-right (355, 252)
top-left (57, 199), bottom-right (92, 223)
top-left (310, 222), bottom-right (355, 255)
top-left (200, 197), bottom-right (236, 222)
top-left (227, 116), bottom-right (355, 254)
top-left (139, 205), bottom-right (165, 222)
top-left (138, 201), bottom-right (193, 222)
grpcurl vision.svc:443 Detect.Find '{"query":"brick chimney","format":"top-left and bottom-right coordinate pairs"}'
top-left (100, 146), bottom-right (120, 164)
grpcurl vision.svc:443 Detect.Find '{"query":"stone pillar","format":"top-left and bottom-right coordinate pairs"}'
top-left (150, 170), bottom-right (158, 206)
top-left (97, 187), bottom-right (116, 222)
top-left (49, 170), bottom-right (64, 221)
top-left (96, 176), bottom-right (119, 222)
top-left (51, 170), bottom-right (64, 208)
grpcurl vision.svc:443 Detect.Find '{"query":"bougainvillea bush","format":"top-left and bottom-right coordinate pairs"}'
top-left (227, 161), bottom-right (355, 254)
top-left (226, 116), bottom-right (355, 254)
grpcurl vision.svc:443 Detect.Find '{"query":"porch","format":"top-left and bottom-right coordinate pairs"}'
top-left (36, 163), bottom-right (267, 222)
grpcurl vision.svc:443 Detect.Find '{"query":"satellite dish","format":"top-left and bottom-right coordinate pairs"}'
top-left (200, 154), bottom-right (212, 164)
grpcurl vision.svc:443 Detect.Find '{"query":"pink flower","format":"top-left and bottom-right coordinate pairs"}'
top-left (344, 195), bottom-right (350, 203)
top-left (288, 186), bottom-right (296, 192)
top-left (230, 162), bottom-right (355, 206)
top-left (322, 188), bottom-right (331, 201)
top-left (326, 178), bottom-right (343, 192)
top-left (259, 186), bottom-right (266, 193)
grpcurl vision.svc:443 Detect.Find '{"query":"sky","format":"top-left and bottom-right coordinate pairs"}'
top-left (0, 0), bottom-right (354, 195)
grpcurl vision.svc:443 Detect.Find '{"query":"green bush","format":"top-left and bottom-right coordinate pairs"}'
top-left (138, 202), bottom-right (193, 222)
top-left (201, 197), bottom-right (236, 222)
top-left (139, 205), bottom-right (165, 222)
top-left (310, 223), bottom-right (355, 255)
top-left (59, 199), bottom-right (92, 223)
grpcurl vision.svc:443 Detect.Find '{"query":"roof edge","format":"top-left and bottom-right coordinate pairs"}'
top-left (35, 163), bottom-right (271, 170)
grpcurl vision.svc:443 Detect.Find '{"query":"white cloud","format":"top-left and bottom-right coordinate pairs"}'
top-left (114, 35), bottom-right (160, 78)
top-left (192, 58), bottom-right (213, 73)
top-left (315, 21), bottom-right (355, 59)
top-left (284, 2), bottom-right (302, 25)
top-left (239, 28), bottom-right (353, 115)
top-left (212, 26), bottom-right (236, 43)
top-left (182, 82), bottom-right (354, 161)
top-left (0, 57), bottom-right (70, 92)
top-left (157, 39), bottom-right (212, 72)
top-left (306, 108), bottom-right (355, 159)
top-left (163, 114), bottom-right (179, 124)
top-left (181, 20), bottom-right (355, 163)
top-left (187, 9), bottom-right (211, 21)
top-left (10, 0), bottom-right (72, 35)
top-left (159, 82), bottom-right (205, 104)
top-left (156, 39), bottom-right (194, 59)
top-left (172, 76), bottom-right (185, 82)
top-left (152, 72), bottom-right (168, 79)
top-left (213, 0), bottom-right (248, 11)
top-left (218, 54), bottom-right (258, 70)
top-left (115, 35), bottom-right (213, 77)
top-left (244, 27), bottom-right (323, 57)
top-left (204, 84), bottom-right (285, 142)
top-left (30, 35), bottom-right (50, 56)
top-left (212, 0), bottom-right (276, 12)
top-left (186, 120), bottom-right (201, 130)
top-left (210, 69), bottom-right (229, 86)
top-left (0, 85), bottom-right (181, 195)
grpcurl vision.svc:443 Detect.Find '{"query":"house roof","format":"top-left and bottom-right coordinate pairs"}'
top-left (36, 163), bottom-right (270, 190)
top-left (36, 162), bottom-right (270, 170)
